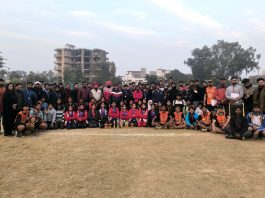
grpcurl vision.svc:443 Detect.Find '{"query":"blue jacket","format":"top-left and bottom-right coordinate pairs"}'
top-left (22, 89), bottom-right (37, 107)
top-left (185, 112), bottom-right (199, 126)
top-left (152, 89), bottom-right (164, 104)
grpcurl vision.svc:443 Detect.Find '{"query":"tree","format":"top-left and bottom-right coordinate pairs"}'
top-left (145, 74), bottom-right (159, 84)
top-left (165, 69), bottom-right (193, 82)
top-left (185, 40), bottom-right (259, 81)
top-left (9, 70), bottom-right (27, 83)
top-left (64, 65), bottom-right (84, 85)
top-left (92, 62), bottom-right (116, 84)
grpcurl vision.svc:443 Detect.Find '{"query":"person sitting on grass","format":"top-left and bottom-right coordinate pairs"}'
top-left (128, 103), bottom-right (139, 127)
top-left (46, 103), bottom-right (56, 130)
top-left (226, 106), bottom-right (252, 140)
top-left (185, 106), bottom-right (199, 129)
top-left (76, 104), bottom-right (88, 128)
top-left (88, 103), bottom-right (99, 128)
top-left (119, 104), bottom-right (129, 128)
top-left (246, 105), bottom-right (265, 139)
top-left (154, 105), bottom-right (171, 129)
top-left (108, 101), bottom-right (120, 128)
top-left (197, 106), bottom-right (213, 132)
top-left (64, 105), bottom-right (76, 130)
top-left (14, 106), bottom-right (32, 137)
top-left (171, 105), bottom-right (186, 129)
top-left (138, 103), bottom-right (148, 127)
top-left (212, 107), bottom-right (230, 134)
top-left (98, 102), bottom-right (108, 128)
top-left (147, 104), bottom-right (158, 127)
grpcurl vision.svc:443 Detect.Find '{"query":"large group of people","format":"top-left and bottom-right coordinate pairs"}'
top-left (0, 76), bottom-right (265, 140)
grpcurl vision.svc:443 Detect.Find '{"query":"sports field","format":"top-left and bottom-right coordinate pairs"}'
top-left (0, 128), bottom-right (265, 198)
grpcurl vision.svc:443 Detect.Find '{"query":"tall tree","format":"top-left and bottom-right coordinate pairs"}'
top-left (185, 40), bottom-right (259, 80)
top-left (64, 65), bottom-right (84, 85)
top-left (165, 69), bottom-right (193, 82)
top-left (92, 62), bottom-right (116, 83)
top-left (145, 74), bottom-right (159, 84)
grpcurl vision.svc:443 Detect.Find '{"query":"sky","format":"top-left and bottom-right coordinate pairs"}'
top-left (0, 0), bottom-right (265, 76)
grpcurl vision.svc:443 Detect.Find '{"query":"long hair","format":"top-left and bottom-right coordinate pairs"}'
top-left (5, 83), bottom-right (14, 92)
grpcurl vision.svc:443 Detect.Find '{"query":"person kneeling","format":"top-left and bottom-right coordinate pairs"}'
top-left (29, 102), bottom-right (47, 132)
top-left (14, 106), bottom-right (32, 137)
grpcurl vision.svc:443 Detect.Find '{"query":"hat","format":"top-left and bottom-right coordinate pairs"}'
top-left (208, 80), bottom-right (213, 83)
top-left (93, 83), bottom-right (99, 87)
top-left (106, 81), bottom-right (112, 86)
top-left (34, 81), bottom-right (40, 86)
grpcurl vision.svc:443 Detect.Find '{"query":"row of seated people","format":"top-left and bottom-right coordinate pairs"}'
top-left (14, 101), bottom-right (265, 140)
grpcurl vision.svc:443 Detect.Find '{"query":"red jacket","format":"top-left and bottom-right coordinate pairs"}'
top-left (75, 110), bottom-right (88, 121)
top-left (64, 111), bottom-right (76, 122)
top-left (120, 110), bottom-right (129, 120)
top-left (108, 107), bottom-right (120, 118)
top-left (133, 90), bottom-right (143, 102)
top-left (128, 109), bottom-right (139, 119)
top-left (139, 109), bottom-right (148, 119)
top-left (216, 87), bottom-right (226, 103)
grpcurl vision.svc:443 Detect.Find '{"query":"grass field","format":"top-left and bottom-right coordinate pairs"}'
top-left (0, 128), bottom-right (265, 198)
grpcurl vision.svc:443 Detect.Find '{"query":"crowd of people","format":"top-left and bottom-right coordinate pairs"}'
top-left (0, 76), bottom-right (264, 140)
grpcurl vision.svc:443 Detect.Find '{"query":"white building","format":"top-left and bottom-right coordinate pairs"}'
top-left (122, 68), bottom-right (172, 84)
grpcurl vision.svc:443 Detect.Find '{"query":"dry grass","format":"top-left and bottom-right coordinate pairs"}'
top-left (0, 128), bottom-right (265, 198)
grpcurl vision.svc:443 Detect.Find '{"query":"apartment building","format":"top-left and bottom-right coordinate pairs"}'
top-left (54, 44), bottom-right (111, 83)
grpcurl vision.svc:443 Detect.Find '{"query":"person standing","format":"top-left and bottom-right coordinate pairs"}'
top-left (204, 80), bottom-right (217, 112)
top-left (71, 83), bottom-right (79, 104)
top-left (225, 77), bottom-right (244, 117)
top-left (0, 78), bottom-right (5, 133)
top-left (91, 83), bottom-right (102, 104)
top-left (22, 82), bottom-right (37, 108)
top-left (253, 77), bottom-right (265, 114)
top-left (78, 81), bottom-right (90, 104)
top-left (242, 78), bottom-right (256, 114)
top-left (3, 83), bottom-right (17, 136)
top-left (15, 83), bottom-right (24, 112)
top-left (216, 78), bottom-right (227, 110)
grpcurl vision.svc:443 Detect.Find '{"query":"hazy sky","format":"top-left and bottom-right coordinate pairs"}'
top-left (0, 0), bottom-right (265, 76)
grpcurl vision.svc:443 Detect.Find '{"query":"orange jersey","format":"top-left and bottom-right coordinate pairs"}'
top-left (216, 115), bottom-right (227, 127)
top-left (174, 112), bottom-right (183, 125)
top-left (159, 111), bottom-right (169, 124)
top-left (206, 86), bottom-right (217, 105)
top-left (201, 112), bottom-right (212, 125)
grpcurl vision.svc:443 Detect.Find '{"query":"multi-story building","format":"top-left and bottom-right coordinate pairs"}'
top-left (122, 68), bottom-right (171, 84)
top-left (122, 68), bottom-right (147, 84)
top-left (54, 44), bottom-right (112, 83)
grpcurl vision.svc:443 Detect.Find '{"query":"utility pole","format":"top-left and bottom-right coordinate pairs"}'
top-left (257, 54), bottom-right (261, 75)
